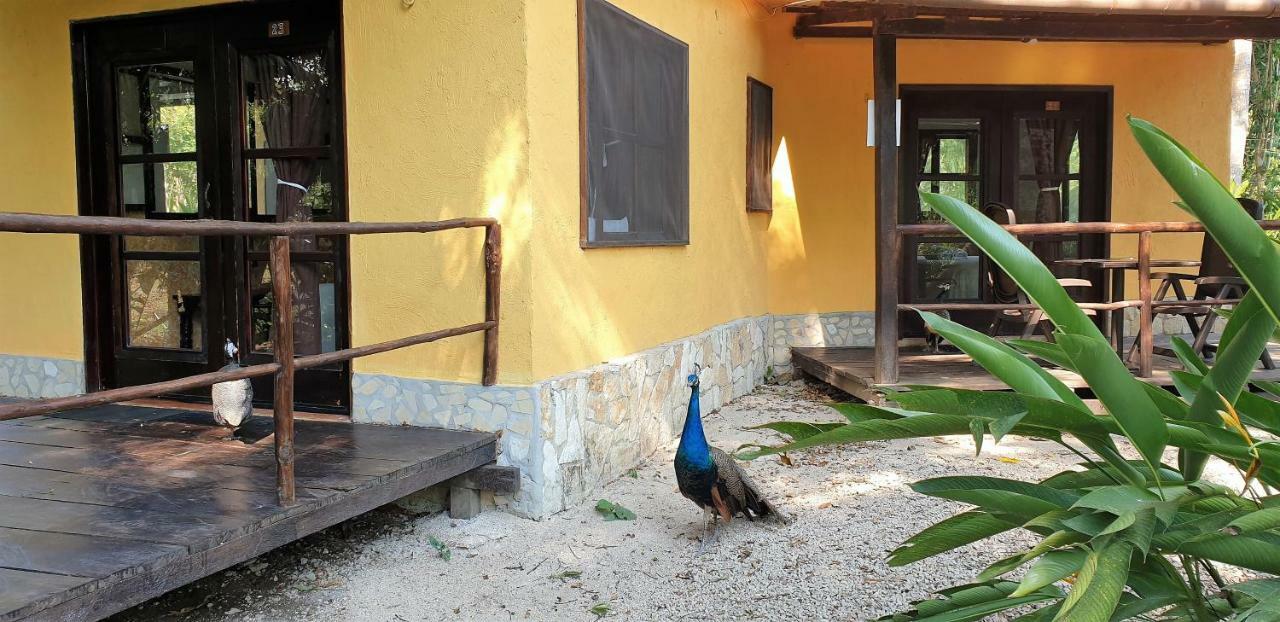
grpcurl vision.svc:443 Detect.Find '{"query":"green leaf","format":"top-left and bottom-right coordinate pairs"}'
top-left (1053, 541), bottom-right (1133, 622)
top-left (1174, 533), bottom-right (1280, 573)
top-left (1009, 339), bottom-right (1078, 371)
top-left (918, 312), bottom-right (1088, 410)
top-left (1130, 117), bottom-right (1280, 325)
top-left (737, 413), bottom-right (970, 460)
top-left (889, 581), bottom-right (1062, 622)
top-left (1223, 508), bottom-right (1280, 536)
top-left (889, 511), bottom-right (1019, 567)
top-left (1055, 334), bottom-right (1168, 475)
top-left (1170, 336), bottom-right (1209, 376)
top-left (970, 419), bottom-right (985, 456)
top-left (594, 499), bottom-right (635, 521)
top-left (1183, 293), bottom-right (1276, 478)
top-left (912, 477), bottom-right (1079, 521)
top-left (920, 192), bottom-right (1104, 342)
top-left (830, 402), bottom-right (909, 423)
top-left (749, 421), bottom-right (845, 442)
top-left (1011, 550), bottom-right (1087, 598)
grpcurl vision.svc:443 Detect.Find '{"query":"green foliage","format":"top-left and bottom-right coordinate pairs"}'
top-left (594, 499), bottom-right (636, 521)
top-left (748, 118), bottom-right (1280, 621)
top-left (427, 535), bottom-right (451, 561)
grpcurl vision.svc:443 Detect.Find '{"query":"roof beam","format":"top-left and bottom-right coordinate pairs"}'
top-left (791, 2), bottom-right (1280, 40)
top-left (796, 16), bottom-right (1262, 40)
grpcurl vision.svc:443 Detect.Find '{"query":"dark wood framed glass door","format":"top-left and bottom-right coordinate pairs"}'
top-left (75, 1), bottom-right (350, 412)
top-left (899, 87), bottom-right (1111, 335)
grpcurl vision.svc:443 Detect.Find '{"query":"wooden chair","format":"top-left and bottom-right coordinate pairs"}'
top-left (983, 202), bottom-right (1094, 341)
top-left (1146, 197), bottom-right (1274, 368)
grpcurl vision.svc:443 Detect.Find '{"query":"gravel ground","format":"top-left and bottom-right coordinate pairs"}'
top-left (109, 380), bottom-right (1247, 622)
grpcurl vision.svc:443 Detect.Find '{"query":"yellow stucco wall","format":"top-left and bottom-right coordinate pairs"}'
top-left (763, 26), bottom-right (1235, 313)
top-left (526, 0), bottom-right (773, 381)
top-left (0, 0), bottom-right (535, 384)
top-left (0, 0), bottom-right (1240, 390)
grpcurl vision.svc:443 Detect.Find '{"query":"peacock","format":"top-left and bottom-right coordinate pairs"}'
top-left (674, 364), bottom-right (789, 550)
top-left (211, 339), bottom-right (252, 432)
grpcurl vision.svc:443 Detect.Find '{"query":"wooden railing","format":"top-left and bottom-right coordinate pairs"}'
top-left (880, 219), bottom-right (1280, 383)
top-left (0, 212), bottom-right (502, 505)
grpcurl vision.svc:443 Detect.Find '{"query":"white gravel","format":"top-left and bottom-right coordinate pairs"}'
top-left (110, 380), bottom-right (1248, 622)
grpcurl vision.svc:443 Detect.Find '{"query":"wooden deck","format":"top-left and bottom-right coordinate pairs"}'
top-left (0, 404), bottom-right (496, 622)
top-left (792, 344), bottom-right (1280, 404)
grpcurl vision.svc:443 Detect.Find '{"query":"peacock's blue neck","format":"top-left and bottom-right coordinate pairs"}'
top-left (676, 385), bottom-right (712, 468)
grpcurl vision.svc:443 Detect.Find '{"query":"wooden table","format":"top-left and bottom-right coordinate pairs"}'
top-left (1055, 257), bottom-right (1200, 356)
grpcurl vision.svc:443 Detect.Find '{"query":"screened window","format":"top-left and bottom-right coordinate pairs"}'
top-left (581, 0), bottom-right (689, 246)
top-left (746, 77), bottom-right (773, 212)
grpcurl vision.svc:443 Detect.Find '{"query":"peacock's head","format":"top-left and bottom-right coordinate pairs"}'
top-left (686, 363), bottom-right (702, 388)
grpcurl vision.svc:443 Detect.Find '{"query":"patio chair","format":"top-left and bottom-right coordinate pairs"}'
top-left (1145, 197), bottom-right (1274, 369)
top-left (983, 202), bottom-right (1095, 341)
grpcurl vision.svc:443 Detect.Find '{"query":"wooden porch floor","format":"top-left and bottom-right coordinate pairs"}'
top-left (0, 404), bottom-right (495, 622)
top-left (792, 344), bottom-right (1280, 404)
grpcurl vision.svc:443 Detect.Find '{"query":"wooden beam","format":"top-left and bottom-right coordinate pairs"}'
top-left (447, 464), bottom-right (521, 493)
top-left (482, 223), bottom-right (502, 386)
top-left (873, 31), bottom-right (899, 385)
top-left (795, 15), bottom-right (1265, 41)
top-left (270, 236), bottom-right (297, 507)
top-left (0, 212), bottom-right (495, 237)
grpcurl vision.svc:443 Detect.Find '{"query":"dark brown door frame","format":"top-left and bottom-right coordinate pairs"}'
top-left (70, 0), bottom-right (352, 413)
top-left (897, 84), bottom-right (1113, 335)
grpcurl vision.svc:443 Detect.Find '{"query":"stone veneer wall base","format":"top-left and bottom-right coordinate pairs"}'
top-left (353, 311), bottom-right (874, 518)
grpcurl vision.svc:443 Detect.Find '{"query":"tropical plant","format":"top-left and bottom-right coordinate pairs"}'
top-left (742, 117), bottom-right (1280, 621)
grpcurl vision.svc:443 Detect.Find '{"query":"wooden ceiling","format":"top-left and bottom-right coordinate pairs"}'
top-left (787, 0), bottom-right (1280, 41)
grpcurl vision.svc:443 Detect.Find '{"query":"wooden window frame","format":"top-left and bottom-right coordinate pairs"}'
top-left (577, 0), bottom-right (690, 248)
top-left (746, 76), bottom-right (773, 213)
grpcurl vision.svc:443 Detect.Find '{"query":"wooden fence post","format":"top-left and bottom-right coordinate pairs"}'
top-left (482, 223), bottom-right (502, 386)
top-left (1137, 230), bottom-right (1154, 378)
top-left (270, 235), bottom-right (297, 506)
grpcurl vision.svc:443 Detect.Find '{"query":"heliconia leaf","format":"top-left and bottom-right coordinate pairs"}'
top-left (748, 421), bottom-right (845, 442)
top-left (1140, 382), bottom-right (1189, 422)
top-left (1169, 336), bottom-right (1209, 376)
top-left (1071, 486), bottom-right (1176, 526)
top-left (920, 192), bottom-right (1104, 342)
top-left (1182, 293), bottom-right (1277, 479)
top-left (918, 311), bottom-right (1088, 410)
top-left (911, 477), bottom-right (1079, 520)
top-left (1129, 117), bottom-right (1280, 326)
top-left (887, 581), bottom-right (1062, 622)
top-left (1009, 339), bottom-right (1078, 372)
top-left (1256, 380), bottom-right (1280, 401)
top-left (1011, 550), bottom-right (1087, 598)
top-left (1107, 594), bottom-right (1183, 622)
top-left (1055, 334), bottom-right (1168, 475)
top-left (1053, 541), bottom-right (1133, 622)
top-left (1222, 508), bottom-right (1280, 536)
top-left (735, 413), bottom-right (973, 460)
top-left (1174, 533), bottom-right (1280, 573)
top-left (970, 419), bottom-right (985, 456)
top-left (829, 402), bottom-right (908, 423)
top-left (889, 511), bottom-right (1018, 567)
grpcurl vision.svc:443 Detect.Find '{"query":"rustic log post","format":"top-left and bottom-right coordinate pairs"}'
top-left (1137, 231), bottom-right (1154, 377)
top-left (482, 223), bottom-right (502, 386)
top-left (872, 30), bottom-right (900, 385)
top-left (270, 235), bottom-right (297, 506)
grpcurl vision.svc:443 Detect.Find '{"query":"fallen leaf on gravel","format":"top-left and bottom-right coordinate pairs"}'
top-left (590, 602), bottom-right (611, 617)
top-left (817, 502), bottom-right (832, 509)
top-left (779, 453), bottom-right (793, 466)
top-left (595, 499), bottom-right (636, 521)
top-left (996, 456), bottom-right (1021, 464)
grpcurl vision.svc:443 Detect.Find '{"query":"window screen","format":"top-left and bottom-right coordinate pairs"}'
top-left (746, 77), bottom-right (773, 212)
top-left (582, 0), bottom-right (689, 246)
